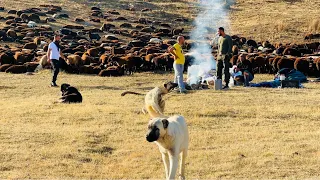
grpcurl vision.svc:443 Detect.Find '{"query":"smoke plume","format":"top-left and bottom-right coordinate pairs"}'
top-left (187, 0), bottom-right (231, 85)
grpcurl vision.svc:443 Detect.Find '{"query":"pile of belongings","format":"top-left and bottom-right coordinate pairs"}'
top-left (250, 68), bottom-right (307, 88)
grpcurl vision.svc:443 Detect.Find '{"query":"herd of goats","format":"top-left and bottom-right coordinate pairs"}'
top-left (0, 5), bottom-right (320, 77)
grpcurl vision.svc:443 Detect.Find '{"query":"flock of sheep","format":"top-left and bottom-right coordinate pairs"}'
top-left (0, 5), bottom-right (319, 78)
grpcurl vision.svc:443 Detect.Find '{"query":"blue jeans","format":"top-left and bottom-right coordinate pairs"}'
top-left (173, 63), bottom-right (185, 92)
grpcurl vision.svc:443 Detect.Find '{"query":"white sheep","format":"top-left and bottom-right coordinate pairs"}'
top-left (27, 21), bottom-right (37, 28)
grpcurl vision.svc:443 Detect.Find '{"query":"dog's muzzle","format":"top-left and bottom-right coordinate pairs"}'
top-left (146, 129), bottom-right (159, 142)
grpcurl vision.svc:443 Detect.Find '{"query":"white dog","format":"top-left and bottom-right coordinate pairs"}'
top-left (146, 115), bottom-right (189, 180)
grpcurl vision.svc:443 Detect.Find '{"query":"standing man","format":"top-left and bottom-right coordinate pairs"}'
top-left (168, 36), bottom-right (187, 94)
top-left (47, 34), bottom-right (66, 87)
top-left (217, 27), bottom-right (233, 89)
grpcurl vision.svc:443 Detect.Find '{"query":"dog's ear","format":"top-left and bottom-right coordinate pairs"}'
top-left (162, 119), bottom-right (169, 129)
top-left (163, 83), bottom-right (168, 89)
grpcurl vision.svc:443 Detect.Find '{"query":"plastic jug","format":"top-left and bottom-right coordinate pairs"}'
top-left (214, 79), bottom-right (222, 90)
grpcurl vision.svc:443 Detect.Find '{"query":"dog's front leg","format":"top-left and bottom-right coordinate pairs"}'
top-left (179, 150), bottom-right (187, 180)
top-left (168, 152), bottom-right (179, 180)
top-left (161, 153), bottom-right (170, 179)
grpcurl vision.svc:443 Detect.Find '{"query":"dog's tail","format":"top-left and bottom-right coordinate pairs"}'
top-left (121, 91), bottom-right (145, 96)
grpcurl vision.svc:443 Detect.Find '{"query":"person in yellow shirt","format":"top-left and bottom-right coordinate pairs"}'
top-left (168, 36), bottom-right (187, 93)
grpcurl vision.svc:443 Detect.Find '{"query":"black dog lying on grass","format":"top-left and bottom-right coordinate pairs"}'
top-left (60, 83), bottom-right (82, 103)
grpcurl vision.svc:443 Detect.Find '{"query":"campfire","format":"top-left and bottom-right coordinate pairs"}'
top-left (186, 52), bottom-right (217, 90)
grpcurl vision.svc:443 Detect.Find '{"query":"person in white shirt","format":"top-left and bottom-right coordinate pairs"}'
top-left (47, 34), bottom-right (67, 87)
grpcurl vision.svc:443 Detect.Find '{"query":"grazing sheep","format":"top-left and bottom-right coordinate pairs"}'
top-left (29, 14), bottom-right (40, 22)
top-left (120, 23), bottom-right (132, 28)
top-left (0, 64), bottom-right (13, 72)
top-left (67, 55), bottom-right (82, 67)
top-left (232, 45), bottom-right (239, 55)
top-left (6, 29), bottom-right (17, 39)
top-left (87, 48), bottom-right (100, 57)
top-left (277, 57), bottom-right (294, 71)
top-left (5, 65), bottom-right (27, 74)
top-left (23, 42), bottom-right (37, 50)
top-left (252, 56), bottom-right (266, 73)
top-left (79, 65), bottom-right (94, 74)
top-left (272, 56), bottom-right (282, 73)
top-left (100, 54), bottom-right (110, 64)
top-left (98, 66), bottom-right (124, 77)
top-left (35, 55), bottom-right (48, 72)
top-left (0, 52), bottom-right (15, 65)
top-left (112, 47), bottom-right (126, 55)
top-left (20, 13), bottom-right (29, 22)
top-left (82, 53), bottom-right (94, 65)
top-left (27, 21), bottom-right (37, 28)
top-left (283, 48), bottom-right (301, 57)
top-left (172, 28), bottom-right (184, 35)
top-left (89, 31), bottom-right (101, 41)
top-left (230, 55), bottom-right (239, 66)
top-left (294, 58), bottom-right (310, 75)
top-left (247, 39), bottom-right (258, 48)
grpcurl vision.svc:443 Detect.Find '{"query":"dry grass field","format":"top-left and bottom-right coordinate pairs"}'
top-left (1, 71), bottom-right (320, 179)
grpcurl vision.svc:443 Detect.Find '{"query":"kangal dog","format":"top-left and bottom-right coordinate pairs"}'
top-left (121, 81), bottom-right (178, 118)
top-left (146, 115), bottom-right (189, 180)
top-left (122, 82), bottom-right (189, 180)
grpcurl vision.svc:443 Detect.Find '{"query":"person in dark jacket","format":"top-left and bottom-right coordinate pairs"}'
top-left (217, 27), bottom-right (233, 89)
top-left (234, 54), bottom-right (254, 87)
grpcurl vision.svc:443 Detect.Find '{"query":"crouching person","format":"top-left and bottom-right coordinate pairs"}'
top-left (234, 54), bottom-right (254, 87)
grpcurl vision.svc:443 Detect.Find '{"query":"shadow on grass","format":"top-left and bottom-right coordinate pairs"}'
top-left (0, 86), bottom-right (15, 90)
top-left (78, 85), bottom-right (124, 90)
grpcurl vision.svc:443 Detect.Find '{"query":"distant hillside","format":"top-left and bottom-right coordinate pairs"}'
top-left (0, 0), bottom-right (319, 43)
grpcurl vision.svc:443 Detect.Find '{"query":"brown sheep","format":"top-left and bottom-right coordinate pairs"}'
top-left (0, 64), bottom-right (13, 72)
top-left (112, 47), bottom-right (126, 55)
top-left (294, 58), bottom-right (309, 74)
top-left (146, 47), bottom-right (160, 55)
top-left (315, 58), bottom-right (320, 72)
top-left (252, 56), bottom-right (266, 73)
top-left (20, 13), bottom-right (29, 22)
top-left (29, 13), bottom-right (40, 22)
top-left (6, 29), bottom-right (17, 38)
top-left (266, 57), bottom-right (275, 73)
top-left (141, 27), bottom-right (154, 33)
top-left (87, 48), bottom-right (100, 57)
top-left (67, 55), bottom-right (82, 67)
top-left (43, 44), bottom-right (49, 52)
top-left (35, 55), bottom-right (49, 71)
top-left (277, 57), bottom-right (294, 71)
top-left (5, 65), bottom-right (27, 74)
top-left (81, 53), bottom-right (93, 65)
top-left (98, 66), bottom-right (124, 77)
top-left (14, 51), bottom-right (35, 64)
top-left (230, 55), bottom-right (239, 66)
top-left (14, 52), bottom-right (27, 64)
top-left (99, 54), bottom-right (110, 64)
top-left (283, 48), bottom-right (301, 57)
top-left (232, 45), bottom-right (239, 56)
top-left (34, 37), bottom-right (41, 45)
top-left (25, 62), bottom-right (39, 72)
top-left (272, 56), bottom-right (282, 73)
top-left (172, 28), bottom-right (184, 35)
top-left (0, 53), bottom-right (15, 64)
top-left (118, 55), bottom-right (143, 74)
top-left (23, 42), bottom-right (37, 50)
top-left (79, 65), bottom-right (94, 74)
